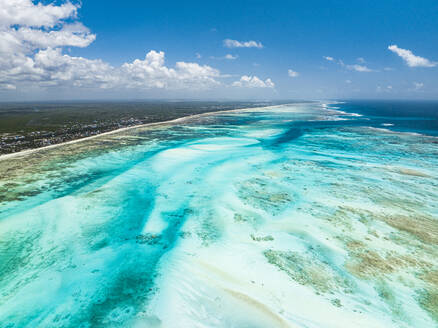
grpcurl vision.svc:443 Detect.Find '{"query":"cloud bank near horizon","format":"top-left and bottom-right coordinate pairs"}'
top-left (0, 1), bottom-right (435, 99)
top-left (0, 0), bottom-right (273, 93)
top-left (232, 75), bottom-right (275, 88)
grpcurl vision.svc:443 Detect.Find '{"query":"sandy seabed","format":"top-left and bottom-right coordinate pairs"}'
top-left (0, 102), bottom-right (437, 327)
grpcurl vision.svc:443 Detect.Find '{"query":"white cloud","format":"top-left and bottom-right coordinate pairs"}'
top-left (388, 45), bottom-right (437, 67)
top-left (346, 64), bottom-right (373, 72)
top-left (0, 0), bottom-right (78, 28)
top-left (31, 49), bottom-right (220, 90)
top-left (413, 82), bottom-right (424, 90)
top-left (337, 59), bottom-right (375, 72)
top-left (232, 75), bottom-right (275, 88)
top-left (195, 53), bottom-right (201, 59)
top-left (323, 56), bottom-right (334, 61)
top-left (345, 79), bottom-right (352, 84)
top-left (211, 54), bottom-right (238, 60)
top-left (224, 54), bottom-right (238, 60)
top-left (0, 0), bottom-right (224, 92)
top-left (34, 47), bottom-right (117, 88)
top-left (223, 39), bottom-right (263, 49)
top-left (12, 23), bottom-right (96, 49)
top-left (288, 69), bottom-right (299, 77)
top-left (119, 51), bottom-right (221, 90)
top-left (0, 1), bottom-right (92, 56)
top-left (357, 57), bottom-right (366, 63)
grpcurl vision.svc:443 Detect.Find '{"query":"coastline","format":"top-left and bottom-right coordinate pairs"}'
top-left (1, 99), bottom-right (437, 327)
top-left (0, 103), bottom-right (287, 162)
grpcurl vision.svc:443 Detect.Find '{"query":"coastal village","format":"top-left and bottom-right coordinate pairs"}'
top-left (0, 118), bottom-right (143, 155)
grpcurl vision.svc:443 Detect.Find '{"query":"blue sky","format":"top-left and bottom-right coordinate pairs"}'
top-left (0, 0), bottom-right (437, 100)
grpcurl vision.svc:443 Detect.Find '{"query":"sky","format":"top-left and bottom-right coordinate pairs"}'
top-left (0, 0), bottom-right (437, 101)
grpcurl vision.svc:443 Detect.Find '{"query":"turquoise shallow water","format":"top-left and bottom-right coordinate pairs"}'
top-left (0, 102), bottom-right (437, 327)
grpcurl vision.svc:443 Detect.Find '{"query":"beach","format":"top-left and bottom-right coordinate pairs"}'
top-left (0, 102), bottom-right (437, 327)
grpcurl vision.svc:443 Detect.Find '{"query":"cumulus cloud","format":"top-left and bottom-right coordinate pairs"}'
top-left (388, 45), bottom-right (437, 67)
top-left (224, 54), bottom-right (238, 60)
top-left (232, 75), bottom-right (275, 88)
top-left (13, 24), bottom-right (95, 50)
top-left (29, 48), bottom-right (220, 90)
top-left (0, 0), bottom-right (78, 28)
top-left (33, 47), bottom-right (116, 88)
top-left (0, 1), bottom-right (94, 56)
top-left (346, 64), bottom-right (373, 72)
top-left (120, 51), bottom-right (220, 89)
top-left (0, 0), bottom-right (224, 92)
top-left (223, 39), bottom-right (263, 49)
top-left (1, 1), bottom-right (279, 94)
top-left (323, 56), bottom-right (334, 61)
top-left (288, 69), bottom-right (299, 77)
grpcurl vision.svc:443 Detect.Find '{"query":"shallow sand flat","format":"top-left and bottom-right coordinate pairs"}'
top-left (0, 102), bottom-right (437, 327)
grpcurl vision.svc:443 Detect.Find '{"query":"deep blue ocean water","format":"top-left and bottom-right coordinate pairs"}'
top-left (338, 100), bottom-right (438, 136)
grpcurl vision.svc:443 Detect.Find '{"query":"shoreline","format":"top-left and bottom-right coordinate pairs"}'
top-left (0, 103), bottom-right (288, 162)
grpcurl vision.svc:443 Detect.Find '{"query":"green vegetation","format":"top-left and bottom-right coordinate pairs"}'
top-left (0, 101), bottom-right (278, 154)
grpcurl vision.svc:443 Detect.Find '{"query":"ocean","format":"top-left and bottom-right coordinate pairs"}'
top-left (338, 100), bottom-right (438, 136)
top-left (0, 101), bottom-right (437, 327)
